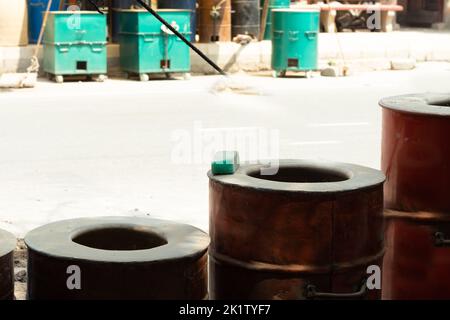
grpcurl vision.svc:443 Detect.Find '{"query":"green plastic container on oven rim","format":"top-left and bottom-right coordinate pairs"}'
top-left (116, 9), bottom-right (191, 81)
top-left (271, 8), bottom-right (320, 77)
top-left (43, 11), bottom-right (107, 83)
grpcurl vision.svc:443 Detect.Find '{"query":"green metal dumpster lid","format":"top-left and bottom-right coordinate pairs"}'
top-left (272, 7), bottom-right (320, 12)
top-left (48, 11), bottom-right (104, 14)
top-left (113, 9), bottom-right (191, 13)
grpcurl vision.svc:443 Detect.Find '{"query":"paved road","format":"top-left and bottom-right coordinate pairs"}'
top-left (1, 62), bottom-right (449, 236)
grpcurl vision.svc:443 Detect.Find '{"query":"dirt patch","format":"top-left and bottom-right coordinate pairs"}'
top-left (14, 239), bottom-right (27, 300)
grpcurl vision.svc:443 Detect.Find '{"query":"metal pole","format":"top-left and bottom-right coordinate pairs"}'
top-left (259, 0), bottom-right (270, 41)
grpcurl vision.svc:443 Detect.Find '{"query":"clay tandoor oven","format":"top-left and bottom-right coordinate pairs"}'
top-left (209, 160), bottom-right (385, 300)
top-left (25, 217), bottom-right (210, 300)
top-left (381, 93), bottom-right (450, 299)
top-left (0, 229), bottom-right (16, 300)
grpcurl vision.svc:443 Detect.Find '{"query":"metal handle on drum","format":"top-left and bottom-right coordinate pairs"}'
top-left (305, 31), bottom-right (318, 40)
top-left (56, 43), bottom-right (70, 53)
top-left (434, 232), bottom-right (450, 247)
top-left (273, 30), bottom-right (284, 39)
top-left (305, 282), bottom-right (367, 299)
top-left (288, 31), bottom-right (299, 41)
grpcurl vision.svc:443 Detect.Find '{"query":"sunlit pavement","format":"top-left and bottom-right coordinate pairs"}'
top-left (1, 61), bottom-right (450, 236)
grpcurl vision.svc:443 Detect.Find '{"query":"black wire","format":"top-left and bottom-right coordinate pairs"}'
top-left (86, 0), bottom-right (104, 14)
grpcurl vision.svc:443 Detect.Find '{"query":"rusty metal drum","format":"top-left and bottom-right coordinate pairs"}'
top-left (25, 217), bottom-right (210, 300)
top-left (208, 160), bottom-right (385, 300)
top-left (381, 93), bottom-right (450, 300)
top-left (198, 0), bottom-right (232, 42)
top-left (231, 0), bottom-right (260, 38)
top-left (0, 229), bottom-right (16, 300)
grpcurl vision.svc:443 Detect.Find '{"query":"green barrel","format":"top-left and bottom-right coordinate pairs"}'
top-left (117, 9), bottom-right (191, 80)
top-left (261, 0), bottom-right (290, 40)
top-left (271, 8), bottom-right (319, 75)
top-left (43, 12), bottom-right (107, 81)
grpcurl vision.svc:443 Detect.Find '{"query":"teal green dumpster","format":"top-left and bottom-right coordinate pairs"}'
top-left (43, 12), bottom-right (107, 83)
top-left (117, 9), bottom-right (191, 81)
top-left (271, 8), bottom-right (320, 77)
top-left (261, 0), bottom-right (290, 40)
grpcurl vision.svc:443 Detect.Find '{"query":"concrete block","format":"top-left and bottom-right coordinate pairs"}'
top-left (391, 58), bottom-right (416, 70)
top-left (351, 58), bottom-right (391, 71)
top-left (259, 40), bottom-right (272, 67)
top-left (0, 72), bottom-right (37, 88)
top-left (321, 66), bottom-right (340, 77)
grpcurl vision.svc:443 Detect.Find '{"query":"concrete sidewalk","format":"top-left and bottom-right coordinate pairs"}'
top-left (1, 29), bottom-right (450, 75)
top-left (1, 62), bottom-right (450, 237)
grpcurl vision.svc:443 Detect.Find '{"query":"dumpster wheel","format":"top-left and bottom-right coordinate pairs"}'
top-left (91, 74), bottom-right (108, 82)
top-left (55, 75), bottom-right (64, 84)
top-left (139, 74), bottom-right (150, 82)
top-left (272, 70), bottom-right (286, 78)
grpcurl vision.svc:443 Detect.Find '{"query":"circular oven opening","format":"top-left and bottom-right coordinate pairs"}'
top-left (429, 99), bottom-right (450, 107)
top-left (72, 227), bottom-right (168, 251)
top-left (247, 166), bottom-right (350, 183)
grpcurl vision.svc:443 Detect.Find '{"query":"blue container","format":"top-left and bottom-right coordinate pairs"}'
top-left (158, 0), bottom-right (197, 42)
top-left (28, 0), bottom-right (62, 44)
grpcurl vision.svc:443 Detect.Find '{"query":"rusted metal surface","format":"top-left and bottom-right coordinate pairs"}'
top-left (208, 160), bottom-right (385, 300)
top-left (198, 0), bottom-right (232, 42)
top-left (0, 229), bottom-right (16, 300)
top-left (381, 93), bottom-right (450, 300)
top-left (25, 217), bottom-right (210, 300)
top-left (231, 0), bottom-right (260, 38)
top-left (396, 0), bottom-right (445, 26)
